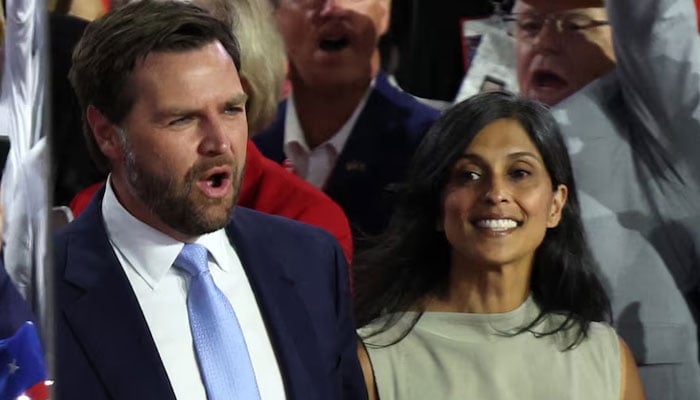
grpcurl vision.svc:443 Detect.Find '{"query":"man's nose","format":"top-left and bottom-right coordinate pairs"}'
top-left (318, 0), bottom-right (352, 16)
top-left (199, 119), bottom-right (231, 156)
top-left (531, 19), bottom-right (563, 53)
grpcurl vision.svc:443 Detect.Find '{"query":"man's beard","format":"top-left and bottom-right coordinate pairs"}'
top-left (122, 144), bottom-right (242, 237)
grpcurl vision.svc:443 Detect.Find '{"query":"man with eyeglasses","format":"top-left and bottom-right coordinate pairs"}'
top-left (511, 0), bottom-right (700, 399)
top-left (254, 0), bottom-right (440, 246)
top-left (510, 0), bottom-right (615, 106)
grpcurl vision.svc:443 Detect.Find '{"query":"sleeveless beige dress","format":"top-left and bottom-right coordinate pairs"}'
top-left (359, 297), bottom-right (621, 400)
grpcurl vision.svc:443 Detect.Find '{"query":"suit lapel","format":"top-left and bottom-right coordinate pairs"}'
top-left (226, 210), bottom-right (323, 400)
top-left (60, 194), bottom-right (175, 399)
top-left (326, 73), bottom-right (417, 194)
top-left (326, 84), bottom-right (383, 194)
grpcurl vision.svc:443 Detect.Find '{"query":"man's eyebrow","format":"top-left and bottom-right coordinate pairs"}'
top-left (154, 107), bottom-right (193, 120)
top-left (227, 93), bottom-right (248, 106)
top-left (155, 93), bottom-right (249, 119)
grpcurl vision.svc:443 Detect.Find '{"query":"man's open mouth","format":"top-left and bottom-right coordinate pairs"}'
top-left (319, 37), bottom-right (350, 52)
top-left (208, 173), bottom-right (226, 188)
top-left (532, 70), bottom-right (568, 89)
top-left (197, 167), bottom-right (232, 198)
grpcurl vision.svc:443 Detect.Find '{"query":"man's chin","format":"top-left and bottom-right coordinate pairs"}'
top-left (525, 86), bottom-right (576, 107)
top-left (196, 200), bottom-right (236, 228)
top-left (157, 193), bottom-right (237, 239)
top-left (175, 181), bottom-right (240, 235)
top-left (172, 207), bottom-right (235, 237)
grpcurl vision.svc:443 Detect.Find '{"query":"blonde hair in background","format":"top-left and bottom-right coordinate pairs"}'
top-left (67, 0), bottom-right (107, 20)
top-left (190, 0), bottom-right (288, 134)
top-left (220, 0), bottom-right (287, 134)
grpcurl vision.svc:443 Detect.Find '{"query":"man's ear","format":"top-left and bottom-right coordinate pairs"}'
top-left (546, 184), bottom-right (568, 228)
top-left (86, 105), bottom-right (123, 161)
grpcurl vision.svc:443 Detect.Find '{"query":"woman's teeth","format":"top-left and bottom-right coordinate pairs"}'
top-left (475, 219), bottom-right (518, 231)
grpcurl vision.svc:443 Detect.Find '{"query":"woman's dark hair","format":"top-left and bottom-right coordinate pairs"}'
top-left (354, 91), bottom-right (611, 349)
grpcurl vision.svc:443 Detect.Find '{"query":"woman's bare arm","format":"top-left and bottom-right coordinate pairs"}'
top-left (357, 340), bottom-right (379, 400)
top-left (619, 337), bottom-right (646, 400)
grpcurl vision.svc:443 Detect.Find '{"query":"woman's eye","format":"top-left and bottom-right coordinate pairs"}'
top-left (457, 170), bottom-right (481, 182)
top-left (510, 169), bottom-right (531, 179)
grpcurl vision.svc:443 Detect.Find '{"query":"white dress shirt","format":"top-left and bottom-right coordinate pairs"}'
top-left (283, 81), bottom-right (374, 188)
top-left (102, 179), bottom-right (286, 400)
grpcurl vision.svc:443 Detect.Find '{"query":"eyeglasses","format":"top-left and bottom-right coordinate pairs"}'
top-left (502, 12), bottom-right (609, 40)
top-left (284, 0), bottom-right (368, 9)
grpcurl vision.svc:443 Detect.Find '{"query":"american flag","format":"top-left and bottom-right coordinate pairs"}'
top-left (0, 322), bottom-right (48, 400)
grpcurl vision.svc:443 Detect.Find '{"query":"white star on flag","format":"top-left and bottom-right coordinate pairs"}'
top-left (8, 358), bottom-right (20, 375)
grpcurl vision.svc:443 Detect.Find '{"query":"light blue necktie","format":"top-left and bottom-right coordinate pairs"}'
top-left (174, 243), bottom-right (261, 400)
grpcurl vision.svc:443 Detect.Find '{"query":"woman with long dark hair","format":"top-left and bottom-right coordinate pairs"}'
top-left (355, 92), bottom-right (644, 399)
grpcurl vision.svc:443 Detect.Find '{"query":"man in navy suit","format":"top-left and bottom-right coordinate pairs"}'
top-left (54, 2), bottom-right (366, 399)
top-left (254, 0), bottom-right (440, 242)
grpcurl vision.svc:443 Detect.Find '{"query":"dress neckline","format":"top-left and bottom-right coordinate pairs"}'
top-left (410, 296), bottom-right (541, 339)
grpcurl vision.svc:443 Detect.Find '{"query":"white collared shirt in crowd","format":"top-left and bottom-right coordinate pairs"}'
top-left (283, 79), bottom-right (374, 189)
top-left (102, 178), bottom-right (286, 400)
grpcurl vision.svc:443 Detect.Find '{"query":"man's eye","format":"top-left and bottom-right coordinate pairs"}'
top-left (518, 19), bottom-right (543, 33)
top-left (562, 21), bottom-right (585, 31)
top-left (168, 116), bottom-right (192, 126)
top-left (225, 106), bottom-right (244, 115)
top-left (563, 15), bottom-right (593, 30)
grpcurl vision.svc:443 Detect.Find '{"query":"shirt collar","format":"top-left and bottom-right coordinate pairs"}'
top-left (102, 176), bottom-right (232, 290)
top-left (283, 78), bottom-right (376, 157)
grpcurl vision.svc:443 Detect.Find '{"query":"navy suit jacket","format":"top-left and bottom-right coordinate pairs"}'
top-left (254, 73), bottom-right (440, 240)
top-left (53, 189), bottom-right (367, 400)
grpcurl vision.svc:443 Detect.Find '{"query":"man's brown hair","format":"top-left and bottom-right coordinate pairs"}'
top-left (69, 0), bottom-right (241, 173)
